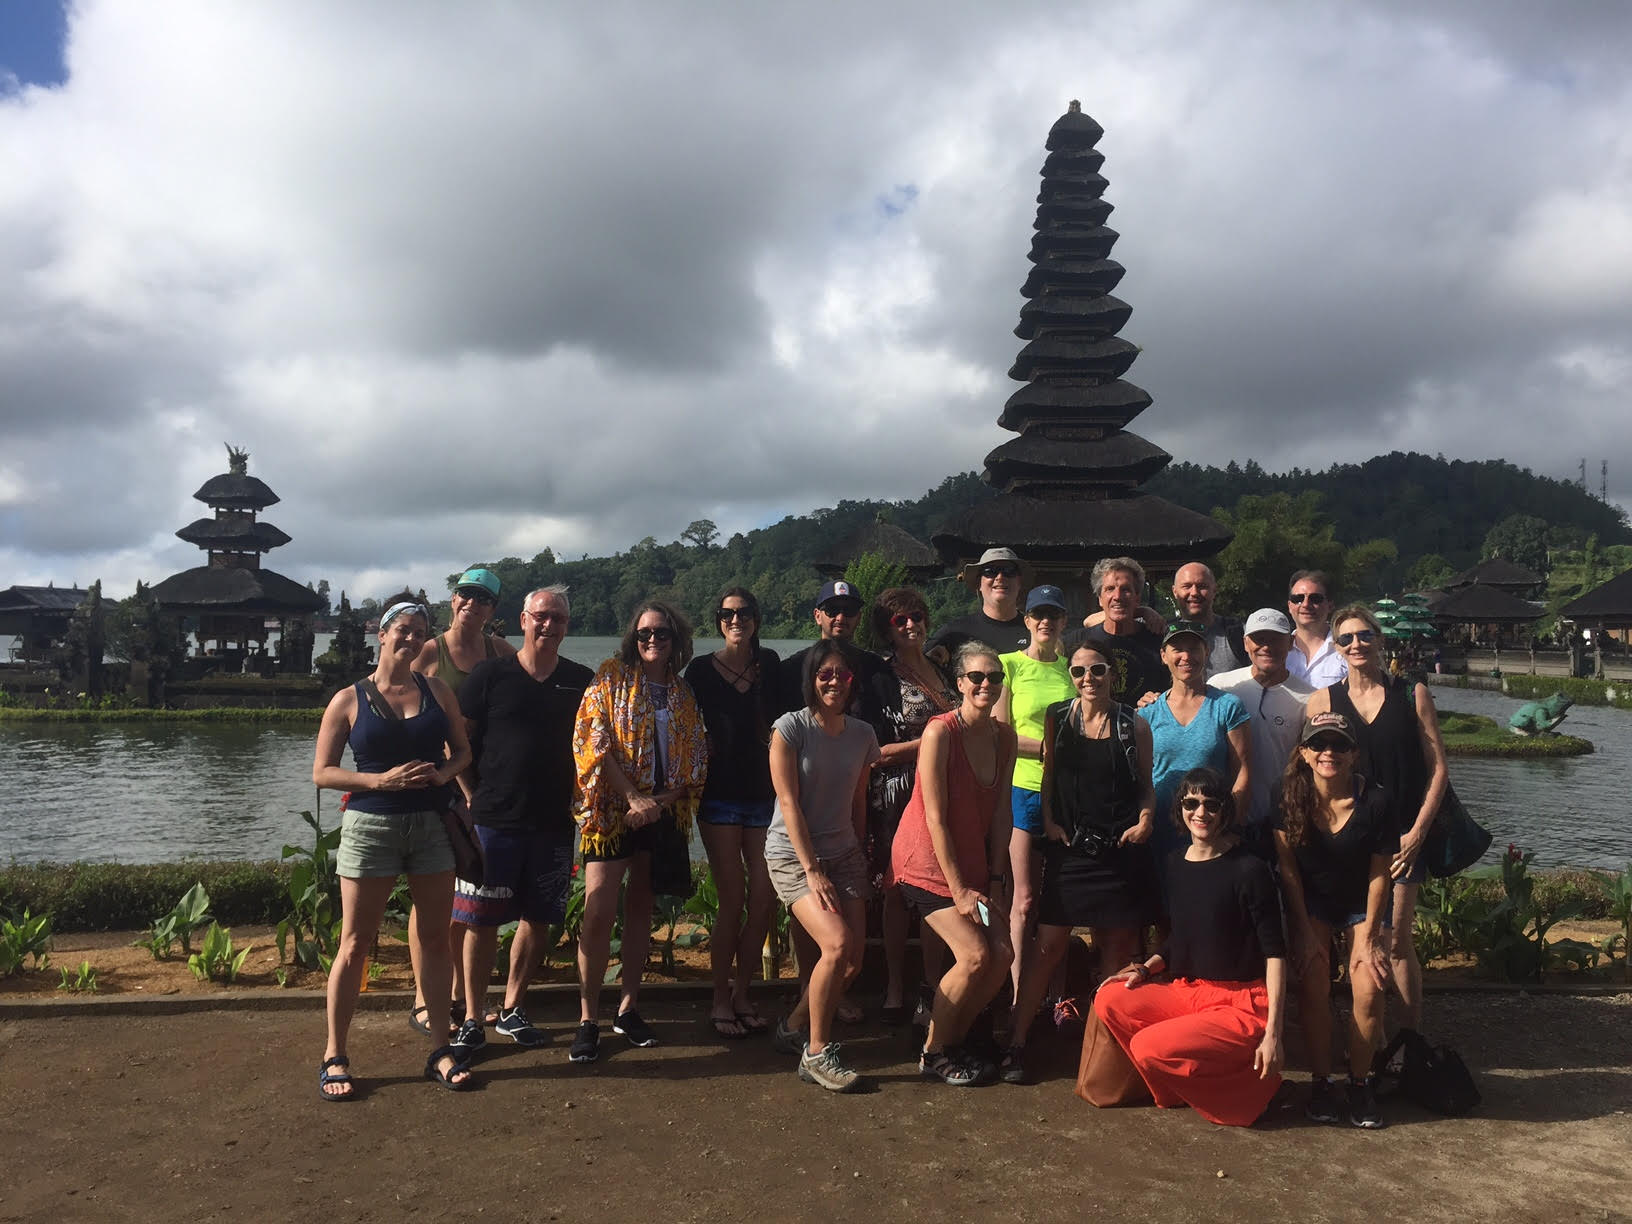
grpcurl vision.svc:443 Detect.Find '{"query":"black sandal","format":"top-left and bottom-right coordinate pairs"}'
top-left (318, 1055), bottom-right (355, 1101)
top-left (408, 1005), bottom-right (433, 1036)
top-left (423, 1045), bottom-right (474, 1092)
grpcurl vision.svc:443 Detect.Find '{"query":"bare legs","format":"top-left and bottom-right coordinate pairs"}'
top-left (577, 853), bottom-right (655, 1022)
top-left (1007, 827), bottom-right (1041, 1004)
top-left (921, 907), bottom-right (1014, 1055)
top-left (786, 896), bottom-right (867, 1053)
top-left (1010, 924), bottom-right (1137, 1050)
top-left (1295, 918), bottom-right (1386, 1079)
top-left (409, 918), bottom-right (467, 1032)
top-left (1389, 881), bottom-right (1423, 1031)
top-left (699, 822), bottom-right (775, 1023)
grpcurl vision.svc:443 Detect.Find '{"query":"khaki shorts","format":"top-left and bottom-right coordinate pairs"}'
top-left (336, 808), bottom-right (455, 878)
top-left (768, 845), bottom-right (872, 909)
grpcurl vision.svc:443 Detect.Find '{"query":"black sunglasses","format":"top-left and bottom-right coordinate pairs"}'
top-left (716, 607), bottom-right (754, 623)
top-left (980, 563), bottom-right (1020, 579)
top-left (1288, 592), bottom-right (1327, 605)
top-left (890, 611), bottom-right (927, 629)
top-left (635, 627), bottom-right (674, 644)
top-left (1180, 796), bottom-right (1224, 813)
top-left (960, 670), bottom-right (1004, 687)
top-left (456, 588), bottom-right (496, 606)
top-left (1304, 736), bottom-right (1354, 753)
top-left (1334, 629), bottom-right (1376, 646)
top-left (820, 602), bottom-right (863, 617)
top-left (1069, 662), bottom-right (1111, 680)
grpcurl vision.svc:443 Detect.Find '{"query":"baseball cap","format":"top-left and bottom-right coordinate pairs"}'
top-left (1025, 584), bottom-right (1067, 614)
top-left (454, 567), bottom-right (501, 599)
top-left (1161, 619), bottom-right (1208, 646)
top-left (1300, 710), bottom-right (1356, 746)
top-left (816, 580), bottom-right (862, 610)
top-left (1243, 608), bottom-right (1294, 636)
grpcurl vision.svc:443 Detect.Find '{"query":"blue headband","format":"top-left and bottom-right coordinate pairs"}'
top-left (379, 601), bottom-right (428, 631)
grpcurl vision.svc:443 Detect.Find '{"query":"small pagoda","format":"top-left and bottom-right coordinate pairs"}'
top-left (150, 445), bottom-right (323, 671)
top-left (934, 101), bottom-right (1230, 606)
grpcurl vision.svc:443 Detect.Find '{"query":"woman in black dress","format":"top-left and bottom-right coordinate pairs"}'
top-left (684, 588), bottom-right (781, 1038)
top-left (1002, 641), bottom-right (1156, 1081)
top-left (1304, 603), bottom-right (1448, 1035)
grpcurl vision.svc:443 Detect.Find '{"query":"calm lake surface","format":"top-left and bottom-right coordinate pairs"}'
top-left (5, 652), bottom-right (1629, 869)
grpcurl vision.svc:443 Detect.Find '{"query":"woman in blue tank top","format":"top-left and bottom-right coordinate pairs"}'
top-left (312, 600), bottom-right (473, 1099)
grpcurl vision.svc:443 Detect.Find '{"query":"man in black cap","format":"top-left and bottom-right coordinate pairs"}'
top-left (777, 580), bottom-right (883, 721)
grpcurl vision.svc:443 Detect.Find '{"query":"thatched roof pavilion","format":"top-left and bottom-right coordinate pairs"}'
top-left (934, 101), bottom-right (1229, 607)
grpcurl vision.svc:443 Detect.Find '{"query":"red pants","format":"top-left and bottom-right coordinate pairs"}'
top-left (1093, 977), bottom-right (1278, 1128)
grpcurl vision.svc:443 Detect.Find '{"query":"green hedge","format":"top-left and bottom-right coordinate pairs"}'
top-left (0, 707), bottom-right (324, 723)
top-left (1457, 866), bottom-right (1621, 920)
top-left (0, 860), bottom-right (291, 931)
top-left (1499, 674), bottom-right (1632, 710)
top-left (1436, 711), bottom-right (1594, 758)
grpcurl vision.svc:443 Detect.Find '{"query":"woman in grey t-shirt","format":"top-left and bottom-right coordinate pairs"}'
top-left (766, 639), bottom-right (880, 1092)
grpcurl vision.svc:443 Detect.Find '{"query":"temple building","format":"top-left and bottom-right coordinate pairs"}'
top-left (149, 446), bottom-right (322, 672)
top-left (934, 101), bottom-right (1230, 606)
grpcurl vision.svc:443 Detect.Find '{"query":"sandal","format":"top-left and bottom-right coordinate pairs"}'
top-left (711, 1014), bottom-right (749, 1040)
top-left (318, 1055), bottom-right (355, 1101)
top-left (836, 1001), bottom-right (865, 1025)
top-left (919, 1047), bottom-right (980, 1087)
top-left (408, 1005), bottom-right (433, 1036)
top-left (734, 1009), bottom-right (769, 1035)
top-left (423, 1044), bottom-right (474, 1092)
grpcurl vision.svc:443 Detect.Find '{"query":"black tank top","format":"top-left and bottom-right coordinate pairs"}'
top-left (1051, 707), bottom-right (1139, 834)
top-left (1326, 675), bottom-right (1427, 836)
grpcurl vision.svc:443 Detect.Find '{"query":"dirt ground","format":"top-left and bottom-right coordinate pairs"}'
top-left (1, 987), bottom-right (1628, 1224)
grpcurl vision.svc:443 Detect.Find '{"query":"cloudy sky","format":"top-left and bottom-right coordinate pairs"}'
top-left (2, 0), bottom-right (1628, 603)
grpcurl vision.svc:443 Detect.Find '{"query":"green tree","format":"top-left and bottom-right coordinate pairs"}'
top-left (842, 553), bottom-right (908, 652)
top-left (1482, 514), bottom-right (1551, 575)
top-left (1407, 553), bottom-right (1455, 590)
top-left (680, 519), bottom-right (719, 551)
top-left (1211, 492), bottom-right (1346, 612)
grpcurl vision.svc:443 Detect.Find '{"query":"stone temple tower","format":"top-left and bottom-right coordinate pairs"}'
top-left (934, 101), bottom-right (1230, 607)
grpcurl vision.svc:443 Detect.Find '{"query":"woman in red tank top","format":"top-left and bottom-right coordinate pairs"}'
top-left (891, 641), bottom-right (1018, 1085)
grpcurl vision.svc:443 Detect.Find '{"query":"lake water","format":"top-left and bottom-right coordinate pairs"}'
top-left (4, 657), bottom-right (1629, 870)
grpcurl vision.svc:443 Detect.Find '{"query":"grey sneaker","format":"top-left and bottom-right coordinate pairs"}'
top-left (1305, 1077), bottom-right (1343, 1124)
top-left (450, 1017), bottom-right (487, 1056)
top-left (773, 1015), bottom-right (808, 1056)
top-left (568, 1020), bottom-right (600, 1064)
top-left (493, 1006), bottom-right (548, 1048)
top-left (1348, 1075), bottom-right (1385, 1129)
top-left (798, 1042), bottom-right (862, 1093)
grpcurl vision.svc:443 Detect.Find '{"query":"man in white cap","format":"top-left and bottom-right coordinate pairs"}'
top-left (778, 580), bottom-right (882, 719)
top-left (1212, 607), bottom-right (1314, 846)
top-left (927, 546), bottom-right (1032, 663)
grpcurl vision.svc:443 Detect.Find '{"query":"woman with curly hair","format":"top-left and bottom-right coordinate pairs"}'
top-left (569, 599), bottom-right (708, 1063)
top-left (1093, 767), bottom-right (1286, 1127)
top-left (1273, 711), bottom-right (1396, 1128)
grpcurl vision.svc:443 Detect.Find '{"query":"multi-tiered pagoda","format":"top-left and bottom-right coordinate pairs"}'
top-left (934, 101), bottom-right (1229, 605)
top-left (150, 445), bottom-right (322, 670)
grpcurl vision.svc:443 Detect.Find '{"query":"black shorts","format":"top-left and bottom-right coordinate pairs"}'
top-left (897, 881), bottom-right (956, 917)
top-left (580, 820), bottom-right (660, 863)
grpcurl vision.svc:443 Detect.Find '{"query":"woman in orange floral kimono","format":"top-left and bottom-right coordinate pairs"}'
top-left (567, 600), bottom-right (708, 1061)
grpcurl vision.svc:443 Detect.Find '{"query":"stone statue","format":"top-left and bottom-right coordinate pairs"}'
top-left (1509, 693), bottom-right (1573, 736)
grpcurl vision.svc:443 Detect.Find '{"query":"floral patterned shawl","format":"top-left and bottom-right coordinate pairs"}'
top-left (572, 657), bottom-right (709, 856)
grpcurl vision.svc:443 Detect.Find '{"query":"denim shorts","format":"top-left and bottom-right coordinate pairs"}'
top-left (336, 808), bottom-right (455, 879)
top-left (451, 826), bottom-right (575, 927)
top-left (1305, 895), bottom-right (1394, 931)
top-left (698, 798), bottom-right (775, 829)
top-left (1010, 786), bottom-right (1044, 836)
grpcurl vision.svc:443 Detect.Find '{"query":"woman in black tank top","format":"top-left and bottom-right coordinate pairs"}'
top-left (1305, 604), bottom-right (1448, 1036)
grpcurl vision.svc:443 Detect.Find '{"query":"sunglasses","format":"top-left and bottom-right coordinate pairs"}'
top-left (980, 563), bottom-right (1020, 579)
top-left (815, 666), bottom-right (854, 684)
top-left (1180, 796), bottom-right (1224, 814)
top-left (1288, 593), bottom-right (1327, 606)
top-left (960, 670), bottom-right (1004, 687)
top-left (1027, 607), bottom-right (1066, 621)
top-left (820, 602), bottom-right (863, 617)
top-left (1304, 736), bottom-right (1354, 753)
top-left (1334, 629), bottom-right (1377, 646)
top-left (716, 607), bottom-right (754, 623)
top-left (1069, 662), bottom-right (1111, 680)
top-left (635, 627), bottom-right (674, 644)
top-left (890, 611), bottom-right (927, 629)
top-left (456, 589), bottom-right (497, 606)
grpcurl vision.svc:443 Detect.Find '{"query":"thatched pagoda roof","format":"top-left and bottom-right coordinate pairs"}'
top-left (815, 521), bottom-right (943, 579)
top-left (934, 493), bottom-right (1231, 568)
top-left (983, 433), bottom-right (1170, 490)
top-left (149, 566), bottom-right (323, 615)
top-left (998, 380), bottom-right (1151, 431)
top-left (1558, 566), bottom-right (1632, 626)
top-left (175, 518), bottom-right (292, 551)
top-left (0, 585), bottom-right (87, 613)
top-left (192, 472), bottom-right (280, 510)
top-left (1447, 556), bottom-right (1543, 592)
top-left (1431, 584), bottom-right (1543, 624)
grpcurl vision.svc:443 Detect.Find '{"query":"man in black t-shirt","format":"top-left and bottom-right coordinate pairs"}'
top-left (1073, 556), bottom-right (1166, 707)
top-left (449, 585), bottom-right (593, 1054)
top-left (927, 546), bottom-right (1033, 663)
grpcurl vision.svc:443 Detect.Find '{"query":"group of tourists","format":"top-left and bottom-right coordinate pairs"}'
top-left (311, 551), bottom-right (1448, 1134)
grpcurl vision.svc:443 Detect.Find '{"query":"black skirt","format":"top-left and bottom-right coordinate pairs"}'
top-left (1037, 838), bottom-right (1160, 930)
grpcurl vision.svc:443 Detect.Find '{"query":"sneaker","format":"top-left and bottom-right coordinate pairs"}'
top-left (998, 1045), bottom-right (1028, 1086)
top-left (799, 1042), bottom-right (862, 1092)
top-left (1305, 1077), bottom-right (1343, 1124)
top-left (919, 1046), bottom-right (981, 1086)
top-left (568, 1020), bottom-right (600, 1064)
top-left (1348, 1075), bottom-right (1385, 1129)
top-left (773, 1015), bottom-right (808, 1056)
top-left (612, 1010), bottom-right (658, 1048)
top-left (493, 1006), bottom-right (548, 1048)
top-left (449, 1017), bottom-right (486, 1056)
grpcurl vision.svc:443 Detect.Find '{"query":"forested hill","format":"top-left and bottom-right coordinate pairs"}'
top-left (1143, 452), bottom-right (1629, 564)
top-left (460, 453), bottom-right (1627, 636)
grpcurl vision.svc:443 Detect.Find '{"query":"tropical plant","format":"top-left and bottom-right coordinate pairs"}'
top-left (277, 807), bottom-right (342, 971)
top-left (188, 921), bottom-right (251, 984)
top-left (0, 909), bottom-right (53, 976)
top-left (134, 882), bottom-right (214, 960)
top-left (1474, 846), bottom-right (1585, 983)
top-left (57, 960), bottom-right (98, 993)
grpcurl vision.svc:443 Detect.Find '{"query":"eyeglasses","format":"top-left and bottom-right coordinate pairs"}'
top-left (1334, 629), bottom-right (1377, 646)
top-left (1288, 593), bottom-right (1327, 606)
top-left (815, 666), bottom-right (854, 684)
top-left (889, 611), bottom-right (927, 629)
top-left (960, 670), bottom-right (1004, 688)
top-left (819, 602), bottom-right (862, 618)
top-left (980, 563), bottom-right (1019, 579)
top-left (1180, 797), bottom-right (1224, 814)
top-left (1069, 662), bottom-right (1111, 680)
top-left (1304, 736), bottom-right (1354, 753)
top-left (522, 608), bottom-right (565, 623)
top-left (716, 607), bottom-right (754, 623)
top-left (456, 589), bottom-right (496, 606)
top-left (635, 627), bottom-right (674, 644)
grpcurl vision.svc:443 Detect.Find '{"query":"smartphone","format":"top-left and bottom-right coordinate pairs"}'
top-left (975, 900), bottom-right (990, 927)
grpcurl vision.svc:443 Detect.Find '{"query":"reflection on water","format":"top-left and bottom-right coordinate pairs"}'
top-left (6, 671), bottom-right (1628, 868)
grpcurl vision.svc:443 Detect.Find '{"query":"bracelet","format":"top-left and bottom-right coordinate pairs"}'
top-left (1132, 963), bottom-right (1151, 978)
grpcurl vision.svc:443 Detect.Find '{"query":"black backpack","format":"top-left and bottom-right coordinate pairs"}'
top-left (1375, 1028), bottom-right (1481, 1116)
